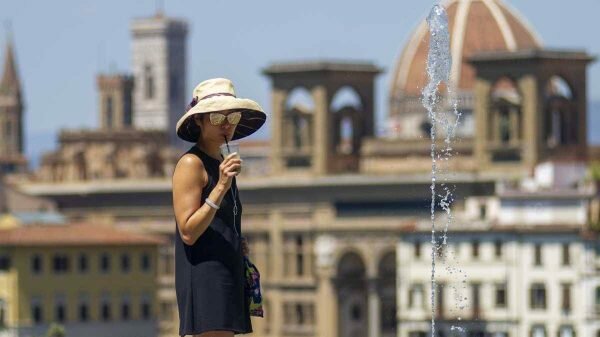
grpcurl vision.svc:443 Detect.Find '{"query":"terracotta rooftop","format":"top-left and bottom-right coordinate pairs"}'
top-left (0, 223), bottom-right (167, 246)
top-left (390, 0), bottom-right (542, 98)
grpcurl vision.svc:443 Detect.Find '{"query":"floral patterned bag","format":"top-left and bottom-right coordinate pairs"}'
top-left (243, 255), bottom-right (264, 317)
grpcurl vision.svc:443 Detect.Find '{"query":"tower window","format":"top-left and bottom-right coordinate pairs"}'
top-left (144, 64), bottom-right (155, 99)
top-left (105, 96), bottom-right (113, 128)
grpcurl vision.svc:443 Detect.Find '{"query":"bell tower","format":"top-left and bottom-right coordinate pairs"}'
top-left (470, 49), bottom-right (595, 171)
top-left (263, 61), bottom-right (381, 176)
top-left (131, 13), bottom-right (188, 147)
top-left (0, 37), bottom-right (27, 174)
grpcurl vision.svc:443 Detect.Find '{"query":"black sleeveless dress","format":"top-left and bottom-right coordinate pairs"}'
top-left (175, 145), bottom-right (252, 336)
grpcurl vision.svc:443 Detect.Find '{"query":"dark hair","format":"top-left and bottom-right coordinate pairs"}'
top-left (184, 97), bottom-right (203, 142)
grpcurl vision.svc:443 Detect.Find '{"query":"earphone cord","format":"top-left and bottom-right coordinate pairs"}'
top-left (231, 184), bottom-right (239, 237)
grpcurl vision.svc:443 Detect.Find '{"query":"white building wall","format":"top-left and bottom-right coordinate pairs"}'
top-left (397, 232), bottom-right (590, 337)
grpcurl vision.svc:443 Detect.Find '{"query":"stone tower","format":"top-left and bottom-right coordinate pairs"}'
top-left (0, 38), bottom-right (27, 174)
top-left (263, 61), bottom-right (381, 176)
top-left (469, 49), bottom-right (595, 171)
top-left (97, 74), bottom-right (134, 130)
top-left (131, 13), bottom-right (188, 147)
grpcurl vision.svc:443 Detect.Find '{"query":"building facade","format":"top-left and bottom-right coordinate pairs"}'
top-left (0, 223), bottom-right (165, 337)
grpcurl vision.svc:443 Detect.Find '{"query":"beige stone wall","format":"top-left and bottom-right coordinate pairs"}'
top-left (36, 130), bottom-right (180, 182)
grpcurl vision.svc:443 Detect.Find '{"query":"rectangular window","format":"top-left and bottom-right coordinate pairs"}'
top-left (472, 283), bottom-right (481, 318)
top-left (414, 241), bottom-right (421, 259)
top-left (295, 303), bottom-right (304, 325)
top-left (561, 283), bottom-right (572, 313)
top-left (495, 241), bottom-right (503, 258)
top-left (531, 325), bottom-right (546, 337)
top-left (121, 301), bottom-right (130, 320)
top-left (479, 204), bottom-right (487, 219)
top-left (295, 236), bottom-right (304, 276)
top-left (121, 254), bottom-right (130, 273)
top-left (409, 284), bottom-right (424, 309)
top-left (101, 302), bottom-right (111, 321)
top-left (78, 254), bottom-right (88, 273)
top-left (141, 294), bottom-right (151, 320)
top-left (495, 283), bottom-right (507, 308)
top-left (141, 253), bottom-right (151, 272)
top-left (100, 253), bottom-right (110, 273)
top-left (31, 299), bottom-right (43, 324)
top-left (55, 303), bottom-right (66, 323)
top-left (79, 303), bottom-right (88, 322)
top-left (472, 241), bottom-right (480, 259)
top-left (31, 255), bottom-right (42, 274)
top-left (52, 254), bottom-right (69, 273)
top-left (558, 326), bottom-right (575, 337)
top-left (562, 244), bottom-right (570, 266)
top-left (534, 244), bottom-right (542, 266)
top-left (0, 255), bottom-right (11, 271)
top-left (530, 283), bottom-right (547, 309)
top-left (436, 282), bottom-right (445, 319)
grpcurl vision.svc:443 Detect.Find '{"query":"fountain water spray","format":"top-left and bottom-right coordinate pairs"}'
top-left (422, 3), bottom-right (464, 336)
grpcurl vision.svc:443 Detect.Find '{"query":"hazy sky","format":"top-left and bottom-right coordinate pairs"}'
top-left (1, 0), bottom-right (599, 167)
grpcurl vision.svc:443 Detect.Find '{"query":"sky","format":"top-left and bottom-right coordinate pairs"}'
top-left (1, 0), bottom-right (599, 168)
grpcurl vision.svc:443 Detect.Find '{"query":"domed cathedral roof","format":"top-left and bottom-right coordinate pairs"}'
top-left (389, 0), bottom-right (542, 116)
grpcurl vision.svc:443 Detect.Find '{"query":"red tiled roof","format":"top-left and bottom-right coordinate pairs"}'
top-left (0, 223), bottom-right (167, 246)
top-left (391, 0), bottom-right (541, 97)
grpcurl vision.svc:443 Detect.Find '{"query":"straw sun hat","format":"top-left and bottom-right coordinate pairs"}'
top-left (176, 78), bottom-right (267, 142)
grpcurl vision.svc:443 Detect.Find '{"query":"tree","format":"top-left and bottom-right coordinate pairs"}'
top-left (45, 323), bottom-right (65, 337)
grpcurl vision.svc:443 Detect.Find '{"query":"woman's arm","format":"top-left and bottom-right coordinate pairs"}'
top-left (172, 154), bottom-right (227, 246)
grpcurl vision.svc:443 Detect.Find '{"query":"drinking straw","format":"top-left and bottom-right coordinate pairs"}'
top-left (224, 136), bottom-right (231, 153)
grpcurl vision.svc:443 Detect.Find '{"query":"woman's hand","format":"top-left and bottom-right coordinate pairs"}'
top-left (217, 153), bottom-right (242, 190)
top-left (241, 237), bottom-right (250, 256)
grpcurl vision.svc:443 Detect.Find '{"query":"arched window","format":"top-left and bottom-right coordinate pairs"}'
top-left (544, 76), bottom-right (575, 147)
top-left (330, 86), bottom-right (363, 112)
top-left (491, 77), bottom-right (521, 145)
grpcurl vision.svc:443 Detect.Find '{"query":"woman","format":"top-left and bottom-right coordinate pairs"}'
top-left (172, 78), bottom-right (267, 337)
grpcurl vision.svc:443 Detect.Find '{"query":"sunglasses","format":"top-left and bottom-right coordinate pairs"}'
top-left (209, 111), bottom-right (242, 126)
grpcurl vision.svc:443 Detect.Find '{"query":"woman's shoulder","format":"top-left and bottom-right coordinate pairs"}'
top-left (176, 146), bottom-right (207, 168)
top-left (172, 151), bottom-right (207, 183)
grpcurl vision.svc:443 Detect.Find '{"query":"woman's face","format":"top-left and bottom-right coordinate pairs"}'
top-left (194, 110), bottom-right (239, 143)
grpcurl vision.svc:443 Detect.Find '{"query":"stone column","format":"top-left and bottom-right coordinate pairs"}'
top-left (519, 75), bottom-right (539, 170)
top-left (473, 79), bottom-right (491, 168)
top-left (368, 277), bottom-right (381, 337)
top-left (271, 88), bottom-right (287, 175)
top-left (269, 210), bottom-right (284, 335)
top-left (312, 85), bottom-right (329, 175)
top-left (315, 235), bottom-right (338, 337)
